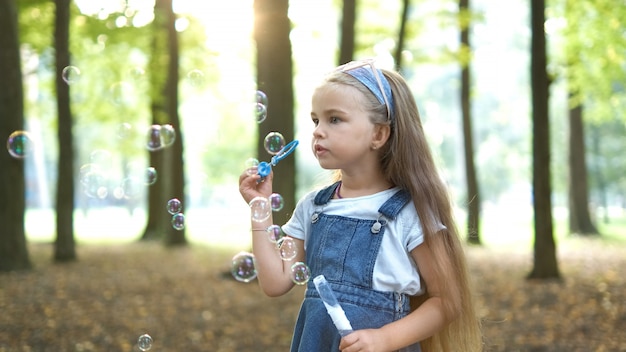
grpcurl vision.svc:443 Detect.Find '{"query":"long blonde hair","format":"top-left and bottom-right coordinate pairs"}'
top-left (323, 68), bottom-right (483, 351)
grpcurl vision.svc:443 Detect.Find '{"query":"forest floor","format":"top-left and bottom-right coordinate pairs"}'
top-left (1, 238), bottom-right (625, 352)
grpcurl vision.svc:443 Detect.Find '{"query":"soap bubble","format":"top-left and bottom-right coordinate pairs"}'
top-left (80, 164), bottom-right (108, 199)
top-left (291, 262), bottom-right (311, 285)
top-left (256, 90), bottom-right (268, 107)
top-left (269, 193), bottom-right (284, 212)
top-left (167, 198), bottom-right (182, 214)
top-left (186, 69), bottom-right (205, 87)
top-left (278, 236), bottom-right (297, 261)
top-left (90, 149), bottom-right (112, 169)
top-left (146, 125), bottom-right (163, 151)
top-left (263, 132), bottom-right (285, 155)
top-left (6, 131), bottom-right (33, 159)
top-left (231, 251), bottom-right (257, 283)
top-left (249, 196), bottom-right (271, 222)
top-left (62, 66), bottom-right (81, 84)
top-left (244, 157), bottom-right (259, 176)
top-left (266, 224), bottom-right (284, 243)
top-left (145, 167), bottom-right (157, 185)
top-left (146, 124), bottom-right (176, 151)
top-left (255, 103), bottom-right (268, 123)
top-left (160, 124), bottom-right (176, 147)
top-left (120, 177), bottom-right (142, 199)
top-left (171, 213), bottom-right (185, 230)
top-left (116, 122), bottom-right (133, 139)
top-left (109, 81), bottom-right (135, 106)
top-left (137, 334), bottom-right (153, 351)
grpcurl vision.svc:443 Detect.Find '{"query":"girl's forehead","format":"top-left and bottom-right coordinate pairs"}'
top-left (314, 82), bottom-right (363, 101)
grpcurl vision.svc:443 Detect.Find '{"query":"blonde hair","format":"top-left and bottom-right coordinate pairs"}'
top-left (322, 69), bottom-right (483, 351)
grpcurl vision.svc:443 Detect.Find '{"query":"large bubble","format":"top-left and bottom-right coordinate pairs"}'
top-left (249, 196), bottom-right (271, 222)
top-left (263, 132), bottom-right (286, 155)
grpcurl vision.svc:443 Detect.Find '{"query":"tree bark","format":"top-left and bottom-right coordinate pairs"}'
top-left (0, 0), bottom-right (31, 271)
top-left (568, 102), bottom-right (598, 235)
top-left (338, 0), bottom-right (356, 65)
top-left (54, 0), bottom-right (77, 262)
top-left (528, 0), bottom-right (559, 279)
top-left (459, 0), bottom-right (481, 245)
top-left (253, 0), bottom-right (296, 225)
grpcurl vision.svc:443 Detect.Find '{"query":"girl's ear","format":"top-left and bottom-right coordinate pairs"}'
top-left (371, 124), bottom-right (391, 150)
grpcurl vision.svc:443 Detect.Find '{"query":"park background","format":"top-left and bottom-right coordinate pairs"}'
top-left (0, 0), bottom-right (625, 351)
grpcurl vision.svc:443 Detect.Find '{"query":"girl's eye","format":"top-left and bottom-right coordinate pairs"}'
top-left (330, 117), bottom-right (340, 123)
top-left (312, 118), bottom-right (319, 126)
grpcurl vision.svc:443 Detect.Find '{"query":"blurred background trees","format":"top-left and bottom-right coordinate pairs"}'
top-left (0, 0), bottom-right (624, 276)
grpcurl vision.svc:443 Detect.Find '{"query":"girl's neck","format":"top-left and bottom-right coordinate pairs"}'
top-left (335, 178), bottom-right (394, 199)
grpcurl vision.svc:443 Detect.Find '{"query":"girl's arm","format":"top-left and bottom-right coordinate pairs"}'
top-left (239, 169), bottom-right (306, 297)
top-left (339, 241), bottom-right (455, 351)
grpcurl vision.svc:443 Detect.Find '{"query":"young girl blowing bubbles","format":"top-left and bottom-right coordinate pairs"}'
top-left (239, 59), bottom-right (482, 352)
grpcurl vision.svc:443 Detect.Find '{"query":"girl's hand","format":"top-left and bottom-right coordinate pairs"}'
top-left (339, 329), bottom-right (389, 352)
top-left (239, 167), bottom-right (273, 204)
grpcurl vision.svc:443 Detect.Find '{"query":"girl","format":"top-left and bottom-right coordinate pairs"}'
top-left (239, 60), bottom-right (482, 352)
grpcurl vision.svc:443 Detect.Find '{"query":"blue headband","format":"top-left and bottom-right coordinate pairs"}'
top-left (343, 66), bottom-right (395, 121)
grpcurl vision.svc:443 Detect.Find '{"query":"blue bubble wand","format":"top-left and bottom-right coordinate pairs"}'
top-left (257, 140), bottom-right (299, 180)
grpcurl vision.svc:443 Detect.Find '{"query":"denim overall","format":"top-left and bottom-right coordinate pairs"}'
top-left (290, 182), bottom-right (422, 352)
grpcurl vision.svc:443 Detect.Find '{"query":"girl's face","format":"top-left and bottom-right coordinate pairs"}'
top-left (310, 83), bottom-right (383, 172)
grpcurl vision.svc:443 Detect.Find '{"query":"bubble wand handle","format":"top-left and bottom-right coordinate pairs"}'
top-left (313, 275), bottom-right (353, 337)
top-left (258, 140), bottom-right (299, 179)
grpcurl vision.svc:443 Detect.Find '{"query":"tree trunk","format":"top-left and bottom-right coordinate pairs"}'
top-left (568, 102), bottom-right (599, 235)
top-left (528, 0), bottom-right (559, 279)
top-left (54, 0), bottom-right (76, 262)
top-left (394, 0), bottom-right (411, 69)
top-left (338, 0), bottom-right (356, 65)
top-left (143, 0), bottom-right (186, 246)
top-left (253, 0), bottom-right (296, 225)
top-left (0, 0), bottom-right (31, 271)
top-left (459, 0), bottom-right (481, 245)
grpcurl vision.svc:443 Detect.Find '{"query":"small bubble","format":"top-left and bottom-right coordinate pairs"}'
top-left (167, 198), bottom-right (182, 215)
top-left (146, 125), bottom-right (163, 151)
top-left (269, 193), bottom-right (284, 212)
top-left (254, 103), bottom-right (267, 123)
top-left (62, 66), bottom-right (81, 84)
top-left (187, 69), bottom-right (205, 87)
top-left (137, 334), bottom-right (153, 351)
top-left (244, 157), bottom-right (259, 176)
top-left (171, 213), bottom-right (185, 230)
top-left (278, 236), bottom-right (297, 261)
top-left (160, 124), bottom-right (176, 147)
top-left (291, 262), bottom-right (311, 285)
top-left (145, 167), bottom-right (157, 185)
top-left (263, 132), bottom-right (285, 155)
top-left (6, 131), bottom-right (33, 159)
top-left (231, 251), bottom-right (257, 283)
top-left (116, 122), bottom-right (133, 139)
top-left (255, 90), bottom-right (268, 107)
top-left (266, 224), bottom-right (284, 243)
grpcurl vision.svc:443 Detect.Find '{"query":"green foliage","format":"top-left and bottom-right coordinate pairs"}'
top-left (551, 0), bottom-right (626, 122)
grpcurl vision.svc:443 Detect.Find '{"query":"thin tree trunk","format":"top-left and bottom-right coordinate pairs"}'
top-left (568, 102), bottom-right (599, 235)
top-left (528, 0), bottom-right (559, 279)
top-left (394, 0), bottom-right (410, 69)
top-left (0, 0), bottom-right (31, 271)
top-left (459, 0), bottom-right (481, 245)
top-left (54, 0), bottom-right (76, 262)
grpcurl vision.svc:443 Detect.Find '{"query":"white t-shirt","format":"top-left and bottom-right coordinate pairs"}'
top-left (282, 187), bottom-right (426, 296)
